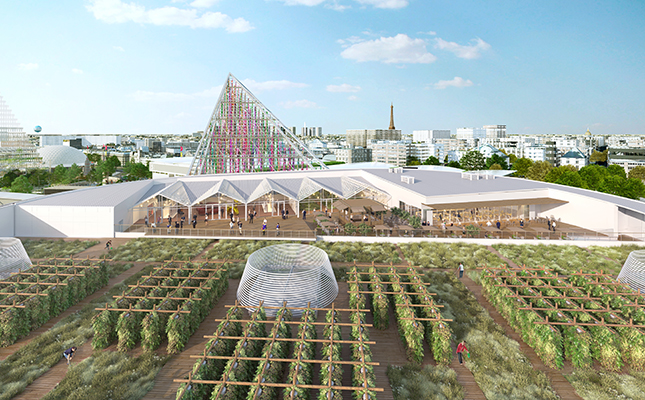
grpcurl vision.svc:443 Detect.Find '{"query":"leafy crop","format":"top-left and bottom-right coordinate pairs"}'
top-left (108, 238), bottom-right (212, 262)
top-left (22, 239), bottom-right (99, 259)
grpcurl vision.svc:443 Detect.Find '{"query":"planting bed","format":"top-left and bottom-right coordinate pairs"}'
top-left (589, 244), bottom-right (644, 266)
top-left (92, 260), bottom-right (229, 354)
top-left (481, 264), bottom-right (645, 371)
top-left (387, 364), bottom-right (463, 400)
top-left (0, 259), bottom-right (109, 347)
top-left (399, 242), bottom-right (503, 269)
top-left (22, 239), bottom-right (100, 259)
top-left (108, 238), bottom-right (213, 262)
top-left (175, 302), bottom-right (381, 400)
top-left (346, 263), bottom-right (452, 365)
top-left (492, 244), bottom-right (620, 275)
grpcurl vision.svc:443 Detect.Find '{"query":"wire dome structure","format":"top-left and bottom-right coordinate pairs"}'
top-left (237, 244), bottom-right (338, 317)
top-left (0, 238), bottom-right (31, 280)
top-left (618, 250), bottom-right (645, 292)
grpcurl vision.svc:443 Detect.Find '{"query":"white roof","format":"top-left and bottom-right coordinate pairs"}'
top-left (37, 145), bottom-right (87, 168)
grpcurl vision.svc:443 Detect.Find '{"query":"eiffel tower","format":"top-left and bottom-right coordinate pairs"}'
top-left (189, 74), bottom-right (326, 175)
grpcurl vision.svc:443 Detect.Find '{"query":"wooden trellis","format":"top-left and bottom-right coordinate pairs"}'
top-left (174, 301), bottom-right (383, 400)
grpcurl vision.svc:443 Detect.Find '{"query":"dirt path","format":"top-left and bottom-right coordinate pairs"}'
top-left (460, 275), bottom-right (583, 400)
top-left (73, 238), bottom-right (131, 259)
top-left (486, 245), bottom-right (520, 268)
top-left (141, 279), bottom-right (240, 399)
top-left (394, 244), bottom-right (408, 264)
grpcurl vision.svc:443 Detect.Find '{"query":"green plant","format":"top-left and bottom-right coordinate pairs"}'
top-left (387, 364), bottom-right (464, 400)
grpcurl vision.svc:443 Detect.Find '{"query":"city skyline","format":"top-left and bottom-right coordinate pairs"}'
top-left (1, 0), bottom-right (644, 135)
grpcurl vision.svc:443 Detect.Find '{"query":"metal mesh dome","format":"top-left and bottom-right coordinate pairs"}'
top-left (0, 238), bottom-right (31, 280)
top-left (237, 244), bottom-right (338, 317)
top-left (37, 145), bottom-right (88, 168)
top-left (618, 250), bottom-right (645, 292)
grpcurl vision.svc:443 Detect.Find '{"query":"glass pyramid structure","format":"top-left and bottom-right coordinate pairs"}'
top-left (189, 74), bottom-right (325, 175)
top-left (0, 95), bottom-right (39, 171)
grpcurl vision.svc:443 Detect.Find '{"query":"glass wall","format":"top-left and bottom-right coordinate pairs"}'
top-left (432, 205), bottom-right (530, 226)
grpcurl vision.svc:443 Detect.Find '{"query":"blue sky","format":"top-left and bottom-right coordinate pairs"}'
top-left (1, 0), bottom-right (644, 135)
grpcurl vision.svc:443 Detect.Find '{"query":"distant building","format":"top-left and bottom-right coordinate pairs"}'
top-left (302, 126), bottom-right (322, 137)
top-left (456, 127), bottom-right (486, 140)
top-left (484, 125), bottom-right (506, 139)
top-left (525, 146), bottom-right (547, 163)
top-left (346, 103), bottom-right (401, 147)
top-left (476, 144), bottom-right (508, 160)
top-left (0, 95), bottom-right (40, 170)
top-left (412, 130), bottom-right (451, 143)
top-left (608, 148), bottom-right (645, 175)
top-left (331, 147), bottom-right (372, 164)
top-left (560, 148), bottom-right (588, 169)
top-left (367, 140), bottom-right (409, 166)
top-left (409, 142), bottom-right (444, 162)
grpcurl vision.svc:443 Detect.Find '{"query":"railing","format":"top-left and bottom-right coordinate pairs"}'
top-left (114, 224), bottom-right (316, 239)
top-left (317, 227), bottom-right (644, 242)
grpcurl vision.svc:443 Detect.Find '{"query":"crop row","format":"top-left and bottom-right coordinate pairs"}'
top-left (91, 262), bottom-right (228, 354)
top-left (481, 267), bottom-right (645, 371)
top-left (0, 261), bottom-right (109, 347)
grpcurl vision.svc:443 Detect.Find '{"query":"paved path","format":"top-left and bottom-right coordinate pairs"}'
top-left (460, 275), bottom-right (583, 400)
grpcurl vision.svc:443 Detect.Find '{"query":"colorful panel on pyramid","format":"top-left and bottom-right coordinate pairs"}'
top-left (0, 95), bottom-right (40, 170)
top-left (189, 74), bottom-right (325, 175)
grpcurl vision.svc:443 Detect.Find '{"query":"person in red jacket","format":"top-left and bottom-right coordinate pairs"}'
top-left (457, 340), bottom-right (469, 365)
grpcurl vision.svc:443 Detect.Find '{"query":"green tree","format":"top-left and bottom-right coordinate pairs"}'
top-left (51, 165), bottom-right (67, 184)
top-left (555, 170), bottom-right (587, 188)
top-left (445, 160), bottom-right (461, 169)
top-left (511, 158), bottom-right (533, 177)
top-left (123, 162), bottom-right (152, 181)
top-left (629, 166), bottom-right (645, 181)
top-left (64, 164), bottom-right (83, 184)
top-left (10, 175), bottom-right (33, 193)
top-left (623, 178), bottom-right (645, 200)
top-left (508, 153), bottom-right (518, 164)
top-left (526, 161), bottom-right (553, 181)
top-left (579, 165), bottom-right (610, 190)
top-left (422, 156), bottom-right (440, 165)
top-left (589, 149), bottom-right (608, 164)
top-left (0, 169), bottom-right (21, 188)
top-left (460, 150), bottom-right (486, 171)
top-left (544, 165), bottom-right (577, 183)
top-left (489, 163), bottom-right (503, 170)
top-left (87, 153), bottom-right (101, 163)
top-left (486, 154), bottom-right (508, 170)
top-left (26, 168), bottom-right (50, 188)
top-left (406, 156), bottom-right (421, 166)
top-left (598, 175), bottom-right (626, 197)
top-left (607, 164), bottom-right (627, 178)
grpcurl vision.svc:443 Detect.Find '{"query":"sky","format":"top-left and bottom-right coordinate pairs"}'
top-left (1, 0), bottom-right (644, 135)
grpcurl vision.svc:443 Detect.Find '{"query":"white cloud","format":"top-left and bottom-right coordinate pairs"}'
top-left (130, 85), bottom-right (222, 102)
top-left (348, 95), bottom-right (358, 101)
top-left (340, 34), bottom-right (436, 64)
top-left (419, 31), bottom-right (436, 36)
top-left (86, 0), bottom-right (254, 33)
top-left (72, 68), bottom-right (84, 74)
top-left (326, 1), bottom-right (349, 11)
top-left (18, 63), bottom-right (38, 70)
top-left (189, 0), bottom-right (220, 8)
top-left (433, 77), bottom-right (474, 90)
top-left (113, 45), bottom-right (125, 51)
top-left (278, 0), bottom-right (326, 5)
top-left (326, 83), bottom-right (361, 93)
top-left (434, 37), bottom-right (491, 59)
top-left (354, 0), bottom-right (408, 9)
top-left (241, 79), bottom-right (309, 92)
top-left (280, 99), bottom-right (318, 109)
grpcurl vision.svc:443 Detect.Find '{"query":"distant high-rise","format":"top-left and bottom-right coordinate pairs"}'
top-left (189, 74), bottom-right (324, 175)
top-left (0, 95), bottom-right (40, 170)
top-left (346, 104), bottom-right (401, 147)
top-left (484, 125), bottom-right (506, 139)
top-left (412, 130), bottom-right (451, 143)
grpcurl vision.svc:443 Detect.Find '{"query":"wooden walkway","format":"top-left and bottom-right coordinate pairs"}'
top-left (460, 275), bottom-right (583, 400)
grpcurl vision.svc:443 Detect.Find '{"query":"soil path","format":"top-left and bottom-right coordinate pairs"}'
top-left (73, 238), bottom-right (131, 259)
top-left (394, 244), bottom-right (408, 264)
top-left (192, 240), bottom-right (218, 261)
top-left (486, 245), bottom-right (520, 268)
top-left (141, 279), bottom-right (240, 399)
top-left (460, 275), bottom-right (583, 400)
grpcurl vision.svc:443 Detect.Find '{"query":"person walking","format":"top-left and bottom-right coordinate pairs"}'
top-left (276, 222), bottom-right (280, 236)
top-left (192, 218), bottom-right (197, 229)
top-left (229, 220), bottom-right (234, 230)
top-left (63, 346), bottom-right (77, 365)
top-left (262, 221), bottom-right (267, 236)
top-left (458, 263), bottom-right (464, 279)
top-left (302, 210), bottom-right (306, 220)
top-left (238, 221), bottom-right (243, 235)
top-left (249, 212), bottom-right (254, 224)
top-left (105, 240), bottom-right (112, 250)
top-left (285, 209), bottom-right (289, 219)
top-left (457, 341), bottom-right (469, 365)
top-left (552, 221), bottom-right (556, 232)
top-left (205, 213), bottom-right (209, 226)
top-left (144, 216), bottom-right (149, 227)
top-left (547, 219), bottom-right (552, 230)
